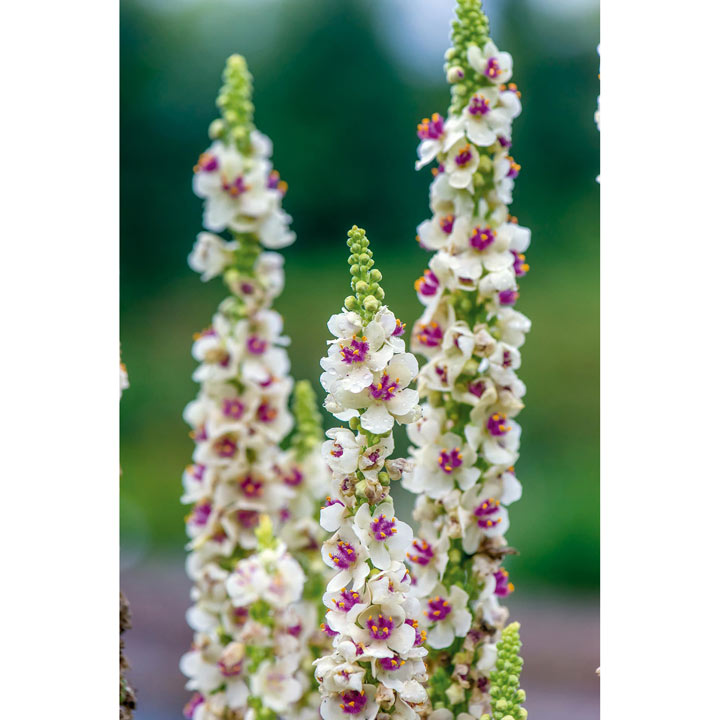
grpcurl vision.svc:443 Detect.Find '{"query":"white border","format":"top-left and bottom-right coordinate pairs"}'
top-left (0, 0), bottom-right (118, 716)
top-left (602, 0), bottom-right (720, 716)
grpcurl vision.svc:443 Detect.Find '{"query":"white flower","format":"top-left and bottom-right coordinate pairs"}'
top-left (467, 407), bottom-right (521, 466)
top-left (467, 40), bottom-right (513, 85)
top-left (226, 555), bottom-right (270, 607)
top-left (331, 353), bottom-right (420, 434)
top-left (314, 652), bottom-right (366, 694)
top-left (320, 498), bottom-right (349, 533)
top-left (367, 561), bottom-right (413, 605)
top-left (421, 584), bottom-right (472, 649)
top-left (193, 142), bottom-right (278, 233)
top-left (323, 585), bottom-right (370, 635)
top-left (320, 684), bottom-right (378, 720)
top-left (321, 524), bottom-right (371, 591)
top-left (250, 655), bottom-right (303, 713)
top-left (415, 113), bottom-right (465, 170)
top-left (374, 655), bottom-right (425, 694)
top-left (189, 232), bottom-right (237, 281)
top-left (352, 502), bottom-right (413, 570)
top-left (407, 431), bottom-right (480, 499)
top-left (461, 86), bottom-right (513, 147)
top-left (405, 522), bottom-right (450, 598)
top-left (351, 603), bottom-right (415, 658)
top-left (444, 138), bottom-right (480, 191)
top-left (459, 484), bottom-right (510, 553)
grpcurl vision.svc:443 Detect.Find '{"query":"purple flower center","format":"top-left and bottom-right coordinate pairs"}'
top-left (321, 622), bottom-right (339, 638)
top-left (455, 143), bottom-right (474, 167)
top-left (369, 373), bottom-right (398, 401)
top-left (392, 318), bottom-right (406, 336)
top-left (222, 398), bottom-right (245, 419)
top-left (221, 175), bottom-right (248, 197)
top-left (241, 281), bottom-right (255, 295)
top-left (333, 587), bottom-right (363, 613)
top-left (257, 403), bottom-right (278, 423)
top-left (512, 250), bottom-right (529, 277)
top-left (502, 350), bottom-right (513, 368)
top-left (284, 467), bottom-right (303, 486)
top-left (470, 226), bottom-right (496, 251)
top-left (189, 501), bottom-right (212, 527)
top-left (417, 322), bottom-right (443, 347)
top-left (469, 94), bottom-right (491, 116)
top-left (474, 497), bottom-right (502, 530)
top-left (329, 540), bottom-right (357, 570)
top-left (339, 690), bottom-right (368, 715)
top-left (487, 412), bottom-right (510, 436)
top-left (371, 513), bottom-right (398, 541)
top-left (340, 336), bottom-right (369, 364)
top-left (493, 568), bottom-right (515, 597)
top-left (267, 169), bottom-right (288, 195)
top-left (468, 380), bottom-right (486, 397)
top-left (330, 443), bottom-right (344, 458)
top-left (498, 289), bottom-right (519, 306)
top-left (485, 57), bottom-right (501, 79)
top-left (407, 538), bottom-right (434, 566)
top-left (417, 112), bottom-right (445, 140)
top-left (239, 476), bottom-right (263, 497)
top-left (183, 693), bottom-right (204, 720)
top-left (507, 157), bottom-right (521, 179)
top-left (188, 464), bottom-right (205, 481)
top-left (415, 269), bottom-right (440, 296)
top-left (405, 618), bottom-right (426, 646)
top-left (366, 449), bottom-right (380, 464)
top-left (379, 655), bottom-right (405, 671)
top-left (498, 135), bottom-right (511, 149)
top-left (214, 436), bottom-right (237, 458)
top-left (236, 509), bottom-right (259, 528)
top-left (194, 152), bottom-right (218, 173)
top-left (440, 214), bottom-right (455, 234)
top-left (366, 613), bottom-right (395, 640)
top-left (287, 623), bottom-right (302, 637)
top-left (426, 595), bottom-right (452, 621)
top-left (247, 336), bottom-right (267, 355)
top-left (325, 496), bottom-right (343, 508)
top-left (438, 447), bottom-right (463, 474)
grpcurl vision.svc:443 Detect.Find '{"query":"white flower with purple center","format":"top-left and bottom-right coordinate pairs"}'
top-left (367, 560), bottom-right (413, 606)
top-left (320, 684), bottom-right (378, 720)
top-left (332, 353), bottom-right (420, 434)
top-left (421, 584), bottom-right (472, 649)
top-left (193, 141), bottom-right (277, 233)
top-left (321, 497), bottom-right (349, 533)
top-left (444, 138), bottom-right (480, 190)
top-left (321, 525), bottom-right (371, 591)
top-left (459, 485), bottom-right (511, 554)
top-left (467, 40), bottom-right (513, 85)
top-left (416, 212), bottom-right (467, 253)
top-left (467, 408), bottom-right (521, 466)
top-left (352, 501), bottom-right (413, 570)
top-left (321, 315), bottom-right (396, 394)
top-left (405, 522), bottom-right (450, 598)
top-left (351, 603), bottom-right (415, 659)
top-left (249, 654), bottom-right (303, 713)
top-left (406, 431), bottom-right (480, 500)
top-left (461, 87), bottom-right (514, 147)
top-left (415, 112), bottom-right (465, 170)
top-left (374, 654), bottom-right (424, 694)
top-left (323, 585), bottom-right (370, 635)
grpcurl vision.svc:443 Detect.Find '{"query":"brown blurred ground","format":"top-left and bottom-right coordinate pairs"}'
top-left (121, 558), bottom-right (598, 720)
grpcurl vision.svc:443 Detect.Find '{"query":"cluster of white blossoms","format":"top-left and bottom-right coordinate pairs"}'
top-left (401, 2), bottom-right (531, 717)
top-left (315, 227), bottom-right (430, 720)
top-left (181, 55), bottom-right (331, 720)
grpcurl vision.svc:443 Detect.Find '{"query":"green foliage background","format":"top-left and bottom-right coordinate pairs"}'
top-left (120, 0), bottom-right (599, 592)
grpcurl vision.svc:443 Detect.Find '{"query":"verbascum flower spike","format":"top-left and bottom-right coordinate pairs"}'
top-left (181, 55), bottom-right (330, 720)
top-left (404, 0), bottom-right (531, 716)
top-left (480, 622), bottom-right (527, 720)
top-left (315, 227), bottom-right (429, 720)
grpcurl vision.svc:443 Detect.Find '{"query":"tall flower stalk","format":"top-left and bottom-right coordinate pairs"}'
top-left (180, 55), bottom-right (330, 720)
top-left (402, 1), bottom-right (529, 716)
top-left (315, 227), bottom-right (430, 720)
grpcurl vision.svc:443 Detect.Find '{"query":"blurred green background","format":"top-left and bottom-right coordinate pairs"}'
top-left (120, 0), bottom-right (599, 594)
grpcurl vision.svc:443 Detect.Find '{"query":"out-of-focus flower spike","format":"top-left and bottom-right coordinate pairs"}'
top-left (291, 380), bottom-right (324, 460)
top-left (212, 53), bottom-right (255, 152)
